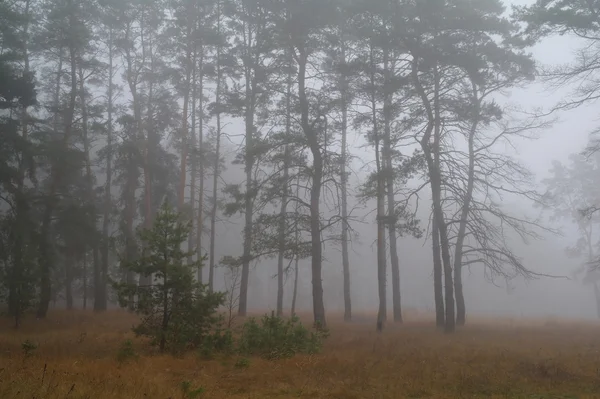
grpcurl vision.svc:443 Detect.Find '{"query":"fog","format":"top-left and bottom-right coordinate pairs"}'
top-left (4, 0), bottom-right (600, 326)
top-left (210, 1), bottom-right (598, 319)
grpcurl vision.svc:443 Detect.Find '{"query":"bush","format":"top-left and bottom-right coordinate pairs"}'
top-left (180, 381), bottom-right (204, 398)
top-left (116, 339), bottom-right (138, 364)
top-left (21, 339), bottom-right (37, 357)
top-left (237, 312), bottom-right (329, 360)
top-left (199, 326), bottom-right (234, 359)
top-left (234, 357), bottom-right (250, 369)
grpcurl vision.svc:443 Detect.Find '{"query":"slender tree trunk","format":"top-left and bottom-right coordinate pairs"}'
top-left (36, 47), bottom-right (63, 318)
top-left (178, 24), bottom-right (193, 210)
top-left (239, 72), bottom-right (256, 317)
top-left (209, 116), bottom-right (220, 292)
top-left (383, 48), bottom-right (402, 323)
top-left (52, 49), bottom-right (64, 133)
top-left (432, 64), bottom-right (455, 333)
top-left (78, 65), bottom-right (102, 313)
top-left (188, 48), bottom-right (197, 265)
top-left (276, 61), bottom-right (292, 317)
top-left (121, 17), bottom-right (142, 306)
top-left (160, 267), bottom-right (168, 352)
top-left (297, 50), bottom-right (326, 328)
top-left (139, 9), bottom-right (153, 290)
top-left (432, 216), bottom-right (445, 327)
top-left (209, 5), bottom-right (223, 292)
top-left (11, 0), bottom-right (31, 327)
top-left (65, 249), bottom-right (74, 310)
top-left (453, 81), bottom-right (479, 326)
top-left (291, 174), bottom-right (301, 317)
top-left (196, 47), bottom-right (205, 283)
top-left (82, 252), bottom-right (88, 310)
top-left (276, 145), bottom-right (290, 317)
top-left (37, 29), bottom-right (78, 319)
top-left (124, 161), bottom-right (137, 311)
top-left (100, 27), bottom-right (114, 311)
top-left (123, 145), bottom-right (138, 311)
top-left (339, 41), bottom-right (352, 322)
top-left (370, 44), bottom-right (386, 332)
top-left (412, 60), bottom-right (455, 333)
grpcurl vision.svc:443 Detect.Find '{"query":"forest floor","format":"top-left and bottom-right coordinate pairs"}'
top-left (0, 310), bottom-right (599, 398)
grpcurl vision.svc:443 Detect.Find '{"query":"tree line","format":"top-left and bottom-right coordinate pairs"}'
top-left (0, 0), bottom-right (595, 332)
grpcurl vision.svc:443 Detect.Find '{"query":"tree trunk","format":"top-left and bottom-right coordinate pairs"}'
top-left (208, 105), bottom-right (220, 292)
top-left (82, 252), bottom-right (88, 310)
top-left (339, 42), bottom-right (352, 322)
top-left (412, 59), bottom-right (455, 333)
top-left (375, 144), bottom-right (386, 332)
top-left (139, 9), bottom-right (153, 290)
top-left (275, 61), bottom-right (292, 317)
top-left (160, 266), bottom-right (168, 352)
top-left (12, 0), bottom-right (31, 327)
top-left (432, 64), bottom-right (455, 333)
top-left (124, 149), bottom-right (138, 311)
top-left (65, 249), bottom-right (74, 310)
top-left (188, 47), bottom-right (197, 266)
top-left (239, 62), bottom-right (256, 316)
top-left (196, 47), bottom-right (205, 283)
top-left (432, 216), bottom-right (445, 327)
top-left (121, 16), bottom-right (143, 304)
top-left (453, 81), bottom-right (479, 327)
top-left (297, 51), bottom-right (326, 328)
top-left (77, 64), bottom-right (102, 313)
top-left (370, 44), bottom-right (386, 332)
top-left (37, 29), bottom-right (78, 319)
top-left (276, 145), bottom-right (290, 317)
top-left (291, 174), bottom-right (301, 317)
top-left (100, 27), bottom-right (114, 312)
top-left (209, 4), bottom-right (223, 292)
top-left (178, 23), bottom-right (193, 210)
top-left (383, 48), bottom-right (402, 323)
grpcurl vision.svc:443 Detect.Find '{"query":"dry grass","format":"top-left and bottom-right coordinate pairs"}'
top-left (1, 310), bottom-right (600, 398)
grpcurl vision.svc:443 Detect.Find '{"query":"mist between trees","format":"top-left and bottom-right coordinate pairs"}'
top-left (3, 0), bottom-right (600, 332)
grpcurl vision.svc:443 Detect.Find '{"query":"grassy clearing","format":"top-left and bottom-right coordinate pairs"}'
top-left (0, 310), bottom-right (599, 398)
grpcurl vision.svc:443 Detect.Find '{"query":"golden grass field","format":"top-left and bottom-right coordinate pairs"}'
top-left (1, 309), bottom-right (600, 398)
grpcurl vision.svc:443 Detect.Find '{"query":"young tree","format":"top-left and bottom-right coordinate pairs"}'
top-left (115, 201), bottom-right (224, 353)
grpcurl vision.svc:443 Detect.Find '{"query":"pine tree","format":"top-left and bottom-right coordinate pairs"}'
top-left (115, 201), bottom-right (224, 353)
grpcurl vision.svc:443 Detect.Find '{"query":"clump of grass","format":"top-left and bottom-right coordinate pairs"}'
top-left (21, 339), bottom-right (37, 357)
top-left (116, 339), bottom-right (138, 364)
top-left (233, 357), bottom-right (250, 369)
top-left (180, 381), bottom-right (204, 398)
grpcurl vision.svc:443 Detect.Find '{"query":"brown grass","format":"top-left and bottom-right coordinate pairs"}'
top-left (1, 309), bottom-right (600, 398)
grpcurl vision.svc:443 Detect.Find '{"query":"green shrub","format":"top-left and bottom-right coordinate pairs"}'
top-left (180, 381), bottom-right (204, 398)
top-left (116, 339), bottom-right (138, 364)
top-left (21, 339), bottom-right (37, 357)
top-left (199, 326), bottom-right (234, 359)
top-left (234, 357), bottom-right (250, 369)
top-left (237, 312), bottom-right (329, 360)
